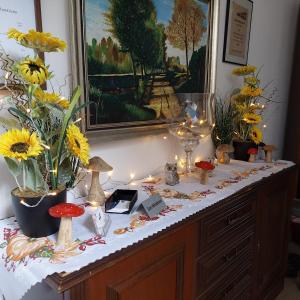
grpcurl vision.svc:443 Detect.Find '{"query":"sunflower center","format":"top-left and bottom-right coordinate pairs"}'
top-left (75, 139), bottom-right (81, 149)
top-left (28, 63), bottom-right (40, 74)
top-left (10, 142), bottom-right (29, 153)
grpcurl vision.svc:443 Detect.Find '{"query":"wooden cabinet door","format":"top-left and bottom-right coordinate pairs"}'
top-left (256, 171), bottom-right (293, 299)
top-left (69, 223), bottom-right (196, 300)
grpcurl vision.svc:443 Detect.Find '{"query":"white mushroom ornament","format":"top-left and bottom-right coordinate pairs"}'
top-left (216, 144), bottom-right (234, 164)
top-left (88, 156), bottom-right (113, 207)
top-left (263, 145), bottom-right (276, 163)
top-left (49, 203), bottom-right (84, 248)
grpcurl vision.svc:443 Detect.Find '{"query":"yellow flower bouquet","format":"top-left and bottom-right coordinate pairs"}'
top-left (0, 29), bottom-right (90, 237)
top-left (231, 65), bottom-right (269, 146)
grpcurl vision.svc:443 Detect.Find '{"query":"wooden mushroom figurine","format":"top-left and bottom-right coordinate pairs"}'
top-left (49, 203), bottom-right (84, 248)
top-left (88, 156), bottom-right (113, 206)
top-left (247, 148), bottom-right (258, 163)
top-left (263, 145), bottom-right (276, 163)
top-left (195, 161), bottom-right (215, 185)
top-left (216, 144), bottom-right (234, 164)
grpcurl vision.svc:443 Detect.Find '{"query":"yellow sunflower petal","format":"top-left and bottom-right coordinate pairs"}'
top-left (7, 28), bottom-right (66, 52)
top-left (249, 127), bottom-right (263, 144)
top-left (17, 57), bottom-right (49, 85)
top-left (243, 113), bottom-right (262, 124)
top-left (240, 86), bottom-right (263, 97)
top-left (0, 128), bottom-right (43, 161)
top-left (66, 124), bottom-right (90, 166)
top-left (232, 65), bottom-right (257, 76)
top-left (33, 88), bottom-right (69, 109)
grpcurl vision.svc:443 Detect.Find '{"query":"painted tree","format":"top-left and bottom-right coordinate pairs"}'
top-left (166, 0), bottom-right (206, 75)
top-left (104, 0), bottom-right (156, 86)
top-left (190, 1), bottom-right (206, 52)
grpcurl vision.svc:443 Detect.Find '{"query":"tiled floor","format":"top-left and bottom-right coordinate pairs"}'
top-left (276, 278), bottom-right (300, 300)
top-left (276, 243), bottom-right (300, 300)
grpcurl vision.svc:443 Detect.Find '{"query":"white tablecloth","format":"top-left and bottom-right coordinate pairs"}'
top-left (0, 160), bottom-right (294, 300)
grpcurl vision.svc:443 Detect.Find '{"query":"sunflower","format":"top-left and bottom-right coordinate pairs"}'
top-left (7, 28), bottom-right (66, 52)
top-left (243, 113), bottom-right (262, 124)
top-left (7, 28), bottom-right (26, 42)
top-left (231, 93), bottom-right (248, 102)
top-left (66, 124), bottom-right (90, 166)
top-left (249, 127), bottom-right (263, 144)
top-left (240, 85), bottom-right (263, 97)
top-left (244, 76), bottom-right (260, 86)
top-left (34, 88), bottom-right (69, 109)
top-left (18, 57), bottom-right (49, 85)
top-left (232, 65), bottom-right (257, 76)
top-left (0, 128), bottom-right (43, 161)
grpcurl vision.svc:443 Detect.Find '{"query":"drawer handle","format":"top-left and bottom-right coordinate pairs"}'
top-left (223, 249), bottom-right (238, 262)
top-left (227, 214), bottom-right (240, 225)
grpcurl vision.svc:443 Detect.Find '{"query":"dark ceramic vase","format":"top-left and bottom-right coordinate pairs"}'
top-left (233, 140), bottom-right (258, 162)
top-left (11, 188), bottom-right (66, 238)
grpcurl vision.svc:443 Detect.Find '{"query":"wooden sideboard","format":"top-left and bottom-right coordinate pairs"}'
top-left (46, 166), bottom-right (297, 300)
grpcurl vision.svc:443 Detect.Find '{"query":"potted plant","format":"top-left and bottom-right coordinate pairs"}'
top-left (0, 29), bottom-right (90, 237)
top-left (211, 97), bottom-right (235, 148)
top-left (231, 65), bottom-right (272, 161)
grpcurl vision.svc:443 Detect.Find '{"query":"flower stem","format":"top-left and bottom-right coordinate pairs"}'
top-left (22, 161), bottom-right (26, 191)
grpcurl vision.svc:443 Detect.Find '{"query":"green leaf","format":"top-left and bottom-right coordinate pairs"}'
top-left (58, 158), bottom-right (73, 185)
top-left (72, 101), bottom-right (93, 116)
top-left (4, 157), bottom-right (21, 177)
top-left (24, 159), bottom-right (47, 191)
top-left (8, 107), bottom-right (31, 123)
top-left (55, 86), bottom-right (81, 188)
top-left (0, 242), bottom-right (7, 249)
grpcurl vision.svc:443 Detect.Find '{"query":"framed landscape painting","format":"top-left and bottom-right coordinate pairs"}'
top-left (71, 0), bottom-right (219, 133)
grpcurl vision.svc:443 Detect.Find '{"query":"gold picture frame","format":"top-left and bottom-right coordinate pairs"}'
top-left (70, 0), bottom-right (219, 136)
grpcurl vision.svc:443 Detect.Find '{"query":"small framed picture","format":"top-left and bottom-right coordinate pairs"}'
top-left (223, 0), bottom-right (253, 65)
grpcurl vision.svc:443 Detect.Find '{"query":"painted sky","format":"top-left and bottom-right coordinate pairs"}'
top-left (85, 0), bottom-right (209, 65)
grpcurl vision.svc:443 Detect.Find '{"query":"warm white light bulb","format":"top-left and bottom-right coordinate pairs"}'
top-left (108, 170), bottom-right (113, 178)
top-left (163, 136), bottom-right (167, 140)
top-left (42, 143), bottom-right (50, 150)
top-left (74, 117), bottom-right (82, 124)
top-left (130, 173), bottom-right (135, 180)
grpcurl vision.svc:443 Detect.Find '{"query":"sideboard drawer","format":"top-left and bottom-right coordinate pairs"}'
top-left (197, 191), bottom-right (256, 255)
top-left (196, 231), bottom-right (254, 296)
top-left (198, 267), bottom-right (252, 300)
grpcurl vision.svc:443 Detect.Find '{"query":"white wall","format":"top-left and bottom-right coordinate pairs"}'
top-left (217, 0), bottom-right (299, 155)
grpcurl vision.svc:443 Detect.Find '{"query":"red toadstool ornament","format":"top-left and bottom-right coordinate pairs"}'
top-left (195, 161), bottom-right (215, 185)
top-left (49, 203), bottom-right (84, 248)
top-left (247, 148), bottom-right (258, 163)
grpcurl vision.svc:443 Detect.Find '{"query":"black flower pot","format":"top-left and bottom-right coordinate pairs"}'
top-left (11, 188), bottom-right (66, 238)
top-left (233, 140), bottom-right (258, 162)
